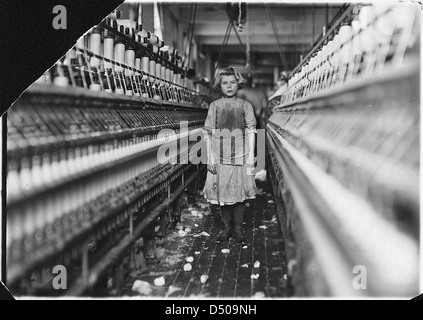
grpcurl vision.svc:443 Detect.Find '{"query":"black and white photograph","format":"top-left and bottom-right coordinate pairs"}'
top-left (0, 0), bottom-right (421, 302)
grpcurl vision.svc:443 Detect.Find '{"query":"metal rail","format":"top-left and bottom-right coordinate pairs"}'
top-left (67, 165), bottom-right (205, 296)
top-left (266, 4), bottom-right (420, 296)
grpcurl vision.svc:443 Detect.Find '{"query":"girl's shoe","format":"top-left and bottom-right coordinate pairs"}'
top-left (233, 202), bottom-right (247, 245)
top-left (216, 206), bottom-right (233, 243)
top-left (216, 229), bottom-right (232, 243)
top-left (146, 257), bottom-right (160, 266)
top-left (232, 229), bottom-right (247, 245)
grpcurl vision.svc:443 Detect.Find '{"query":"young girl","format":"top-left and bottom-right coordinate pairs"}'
top-left (203, 66), bottom-right (257, 245)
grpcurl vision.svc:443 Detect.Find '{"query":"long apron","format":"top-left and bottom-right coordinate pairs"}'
top-left (202, 97), bottom-right (257, 205)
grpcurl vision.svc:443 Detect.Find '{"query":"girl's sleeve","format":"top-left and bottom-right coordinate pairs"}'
top-left (203, 102), bottom-right (216, 140)
top-left (243, 100), bottom-right (257, 134)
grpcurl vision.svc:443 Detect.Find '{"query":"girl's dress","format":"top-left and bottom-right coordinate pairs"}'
top-left (203, 96), bottom-right (257, 205)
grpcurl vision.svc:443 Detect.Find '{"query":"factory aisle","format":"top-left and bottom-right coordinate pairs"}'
top-left (123, 176), bottom-right (289, 298)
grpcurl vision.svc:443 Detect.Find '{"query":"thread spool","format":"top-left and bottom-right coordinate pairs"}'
top-left (373, 2), bottom-right (394, 16)
top-left (117, 19), bottom-right (137, 31)
top-left (76, 36), bottom-right (85, 51)
top-left (22, 204), bottom-right (36, 250)
top-left (65, 48), bottom-right (76, 64)
top-left (360, 25), bottom-right (377, 52)
top-left (50, 152), bottom-right (60, 184)
top-left (156, 62), bottom-right (162, 82)
top-left (125, 45), bottom-right (135, 76)
top-left (165, 68), bottom-right (171, 82)
top-left (351, 21), bottom-right (362, 56)
top-left (89, 28), bottom-right (101, 68)
top-left (19, 156), bottom-right (31, 195)
top-left (149, 57), bottom-right (156, 83)
top-left (8, 206), bottom-right (23, 247)
top-left (149, 33), bottom-right (159, 45)
top-left (138, 30), bottom-right (150, 47)
top-left (392, 3), bottom-right (418, 29)
top-left (135, 34), bottom-right (142, 44)
top-left (104, 35), bottom-right (114, 70)
top-left (134, 58), bottom-right (142, 97)
top-left (171, 70), bottom-right (175, 83)
top-left (168, 48), bottom-right (174, 62)
top-left (109, 10), bottom-right (121, 20)
top-left (141, 56), bottom-right (149, 80)
top-left (339, 24), bottom-right (353, 64)
top-left (152, 44), bottom-right (159, 55)
top-left (374, 4), bottom-right (395, 37)
top-left (135, 57), bottom-right (141, 70)
top-left (161, 65), bottom-right (166, 84)
top-left (90, 83), bottom-right (101, 91)
top-left (114, 40), bottom-right (125, 72)
top-left (126, 27), bottom-right (136, 40)
top-left (7, 160), bottom-right (20, 197)
top-left (105, 16), bottom-right (118, 29)
top-left (330, 34), bottom-right (341, 66)
top-left (359, 5), bottom-right (375, 30)
top-left (358, 6), bottom-right (377, 51)
top-left (54, 76), bottom-right (69, 87)
top-left (160, 47), bottom-right (169, 64)
top-left (139, 30), bottom-right (149, 38)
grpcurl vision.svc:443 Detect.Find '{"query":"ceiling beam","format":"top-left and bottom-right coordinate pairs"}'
top-left (182, 5), bottom-right (339, 24)
top-left (202, 43), bottom-right (309, 53)
top-left (196, 34), bottom-right (314, 46)
top-left (194, 21), bottom-right (323, 37)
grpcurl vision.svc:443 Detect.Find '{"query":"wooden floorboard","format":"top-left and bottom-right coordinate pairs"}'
top-left (251, 196), bottom-right (269, 297)
top-left (124, 179), bottom-right (288, 299)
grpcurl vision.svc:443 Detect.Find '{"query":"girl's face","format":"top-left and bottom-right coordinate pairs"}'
top-left (220, 75), bottom-right (238, 98)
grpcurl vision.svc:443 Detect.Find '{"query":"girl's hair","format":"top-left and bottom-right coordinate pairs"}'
top-left (213, 66), bottom-right (245, 91)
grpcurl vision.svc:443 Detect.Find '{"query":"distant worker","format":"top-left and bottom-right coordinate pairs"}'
top-left (237, 86), bottom-right (267, 130)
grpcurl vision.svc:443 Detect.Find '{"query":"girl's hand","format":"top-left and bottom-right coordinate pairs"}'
top-left (207, 164), bottom-right (217, 175)
top-left (246, 154), bottom-right (255, 169)
top-left (245, 157), bottom-right (255, 176)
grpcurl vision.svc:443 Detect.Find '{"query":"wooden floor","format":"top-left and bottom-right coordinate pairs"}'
top-left (123, 179), bottom-right (288, 298)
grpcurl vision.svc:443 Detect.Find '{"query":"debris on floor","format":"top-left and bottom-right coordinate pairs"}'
top-left (123, 178), bottom-right (288, 298)
top-left (132, 280), bottom-right (152, 295)
top-left (252, 292), bottom-right (266, 298)
top-left (200, 275), bottom-right (209, 284)
top-left (154, 277), bottom-right (166, 287)
top-left (165, 286), bottom-right (182, 297)
top-left (183, 263), bottom-right (193, 272)
top-left (251, 274), bottom-right (260, 280)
